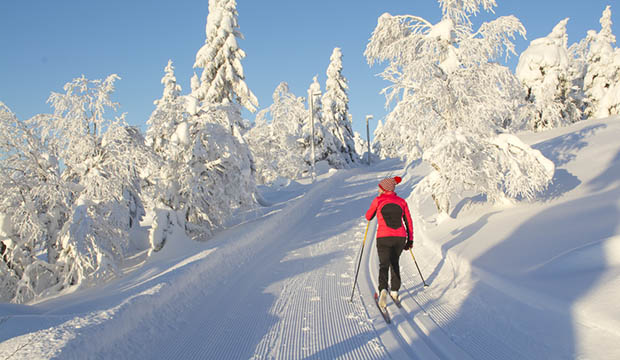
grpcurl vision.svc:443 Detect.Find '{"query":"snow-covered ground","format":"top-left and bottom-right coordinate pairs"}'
top-left (1, 116), bottom-right (619, 359)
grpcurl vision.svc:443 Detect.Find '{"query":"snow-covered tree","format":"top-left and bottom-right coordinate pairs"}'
top-left (353, 131), bottom-right (368, 160)
top-left (567, 37), bottom-right (590, 116)
top-left (516, 18), bottom-right (583, 130)
top-left (146, 60), bottom-right (187, 156)
top-left (143, 61), bottom-right (195, 251)
top-left (53, 125), bottom-right (156, 290)
top-left (302, 75), bottom-right (350, 171)
top-left (365, 0), bottom-right (553, 215)
top-left (145, 64), bottom-right (256, 244)
top-left (176, 107), bottom-right (256, 239)
top-left (583, 6), bottom-right (620, 118)
top-left (245, 82), bottom-right (309, 184)
top-left (302, 76), bottom-right (327, 168)
top-left (0, 103), bottom-right (70, 303)
top-left (140, 3), bottom-right (259, 246)
top-left (0, 75), bottom-right (159, 303)
top-left (421, 131), bottom-right (554, 214)
top-left (370, 116), bottom-right (413, 160)
top-left (321, 47), bottom-right (359, 167)
top-left (370, 118), bottom-right (386, 158)
top-left (193, 0), bottom-right (258, 114)
top-left (44, 75), bottom-right (158, 292)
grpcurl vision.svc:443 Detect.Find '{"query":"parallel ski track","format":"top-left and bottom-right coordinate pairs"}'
top-left (148, 169), bottom-right (388, 360)
top-left (395, 234), bottom-right (558, 360)
top-left (247, 170), bottom-right (389, 360)
top-left (363, 224), bottom-right (454, 360)
top-left (363, 216), bottom-right (532, 360)
top-left (3, 167), bottom-right (392, 360)
top-left (2, 160), bottom-right (552, 360)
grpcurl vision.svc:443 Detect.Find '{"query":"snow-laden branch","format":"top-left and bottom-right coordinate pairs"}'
top-left (366, 0), bottom-right (553, 215)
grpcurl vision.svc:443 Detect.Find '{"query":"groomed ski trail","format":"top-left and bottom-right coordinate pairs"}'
top-left (0, 160), bottom-right (472, 359)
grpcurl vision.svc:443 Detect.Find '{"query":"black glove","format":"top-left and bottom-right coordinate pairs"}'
top-left (404, 240), bottom-right (413, 251)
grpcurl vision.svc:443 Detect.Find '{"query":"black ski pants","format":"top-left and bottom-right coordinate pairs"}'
top-left (376, 236), bottom-right (405, 292)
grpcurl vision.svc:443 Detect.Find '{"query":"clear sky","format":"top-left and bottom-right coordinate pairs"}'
top-left (1, 1), bottom-right (617, 139)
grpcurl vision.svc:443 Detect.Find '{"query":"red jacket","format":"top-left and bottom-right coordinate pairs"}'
top-left (365, 191), bottom-right (413, 240)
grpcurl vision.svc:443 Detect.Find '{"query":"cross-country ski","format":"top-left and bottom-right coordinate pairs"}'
top-left (374, 291), bottom-right (391, 324)
top-left (390, 292), bottom-right (402, 308)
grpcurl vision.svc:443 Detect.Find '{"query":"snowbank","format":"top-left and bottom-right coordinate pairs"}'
top-left (411, 116), bottom-right (620, 359)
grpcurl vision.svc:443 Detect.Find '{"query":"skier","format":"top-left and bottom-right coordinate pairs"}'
top-left (365, 176), bottom-right (413, 309)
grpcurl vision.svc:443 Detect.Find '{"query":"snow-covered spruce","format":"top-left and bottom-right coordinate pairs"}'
top-left (145, 59), bottom-right (189, 251)
top-left (146, 59), bottom-right (187, 156)
top-left (146, 61), bottom-right (256, 245)
top-left (245, 82), bottom-right (310, 184)
top-left (583, 5), bottom-right (620, 119)
top-left (192, 0), bottom-right (258, 117)
top-left (516, 18), bottom-right (583, 130)
top-left (300, 74), bottom-right (359, 173)
top-left (167, 105), bottom-right (256, 241)
top-left (365, 0), bottom-right (553, 215)
top-left (353, 131), bottom-right (372, 163)
top-left (303, 76), bottom-right (328, 168)
top-left (321, 47), bottom-right (359, 167)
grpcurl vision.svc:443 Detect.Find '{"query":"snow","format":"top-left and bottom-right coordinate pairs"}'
top-left (427, 18), bottom-right (454, 42)
top-left (170, 121), bottom-right (189, 146)
top-left (583, 5), bottom-right (620, 119)
top-left (516, 18), bottom-right (571, 84)
top-left (2, 117), bottom-right (620, 359)
top-left (0, 213), bottom-right (11, 238)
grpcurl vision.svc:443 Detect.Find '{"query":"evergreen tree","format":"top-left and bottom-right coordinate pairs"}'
top-left (584, 6), bottom-right (620, 118)
top-left (145, 63), bottom-right (256, 244)
top-left (353, 131), bottom-right (367, 160)
top-left (144, 60), bottom-right (191, 251)
top-left (193, 0), bottom-right (258, 114)
top-left (322, 47), bottom-right (359, 167)
top-left (567, 36), bottom-right (589, 118)
top-left (146, 60), bottom-right (186, 156)
top-left (245, 82), bottom-right (309, 184)
top-left (371, 119), bottom-right (385, 158)
top-left (516, 18), bottom-right (583, 130)
top-left (302, 76), bottom-right (336, 171)
top-left (177, 109), bottom-right (256, 240)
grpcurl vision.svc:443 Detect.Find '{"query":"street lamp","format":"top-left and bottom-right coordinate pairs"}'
top-left (366, 115), bottom-right (373, 165)
top-left (308, 89), bottom-right (321, 182)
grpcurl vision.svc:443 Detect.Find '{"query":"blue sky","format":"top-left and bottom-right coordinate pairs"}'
top-left (1, 1), bottom-right (617, 138)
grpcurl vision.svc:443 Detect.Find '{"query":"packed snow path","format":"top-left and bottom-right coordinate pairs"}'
top-left (126, 160), bottom-right (430, 359)
top-left (0, 160), bottom-right (454, 359)
top-left (0, 158), bottom-right (589, 359)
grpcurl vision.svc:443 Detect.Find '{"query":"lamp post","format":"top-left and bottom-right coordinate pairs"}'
top-left (365, 115), bottom-right (373, 165)
top-left (308, 89), bottom-right (321, 182)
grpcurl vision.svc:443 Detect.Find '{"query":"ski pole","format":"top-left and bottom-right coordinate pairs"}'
top-left (409, 248), bottom-right (429, 287)
top-left (350, 221), bottom-right (370, 302)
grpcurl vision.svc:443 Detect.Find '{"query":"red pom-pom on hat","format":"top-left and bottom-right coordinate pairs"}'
top-left (394, 176), bottom-right (402, 184)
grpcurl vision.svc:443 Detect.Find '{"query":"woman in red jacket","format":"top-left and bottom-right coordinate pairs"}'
top-left (365, 176), bottom-right (413, 308)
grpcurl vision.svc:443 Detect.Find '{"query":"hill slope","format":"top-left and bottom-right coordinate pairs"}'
top-left (0, 116), bottom-right (619, 359)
